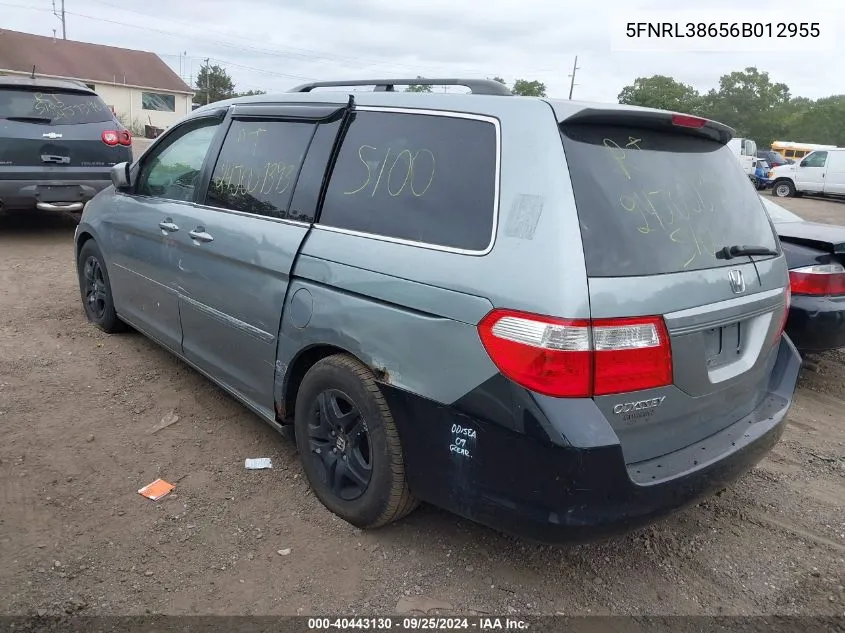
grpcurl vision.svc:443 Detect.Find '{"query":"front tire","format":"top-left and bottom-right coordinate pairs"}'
top-left (294, 354), bottom-right (418, 528)
top-left (77, 240), bottom-right (125, 333)
top-left (772, 180), bottom-right (796, 198)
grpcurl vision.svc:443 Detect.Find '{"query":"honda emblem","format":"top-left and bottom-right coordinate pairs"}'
top-left (729, 269), bottom-right (746, 294)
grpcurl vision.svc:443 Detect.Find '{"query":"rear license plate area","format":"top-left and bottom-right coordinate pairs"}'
top-left (705, 322), bottom-right (742, 367)
top-left (36, 185), bottom-right (83, 202)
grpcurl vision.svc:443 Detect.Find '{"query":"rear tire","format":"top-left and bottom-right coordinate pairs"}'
top-left (77, 240), bottom-right (126, 334)
top-left (772, 180), bottom-right (795, 198)
top-left (294, 354), bottom-right (418, 528)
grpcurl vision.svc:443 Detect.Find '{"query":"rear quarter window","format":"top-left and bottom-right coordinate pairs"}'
top-left (318, 110), bottom-right (498, 251)
top-left (0, 88), bottom-right (114, 125)
top-left (561, 123), bottom-right (779, 277)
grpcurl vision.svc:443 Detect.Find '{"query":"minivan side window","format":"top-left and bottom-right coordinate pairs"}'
top-left (318, 110), bottom-right (498, 251)
top-left (804, 151), bottom-right (828, 168)
top-left (206, 119), bottom-right (317, 220)
top-left (136, 119), bottom-right (220, 201)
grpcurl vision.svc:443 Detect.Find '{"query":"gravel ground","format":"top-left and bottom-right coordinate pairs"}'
top-left (0, 195), bottom-right (843, 617)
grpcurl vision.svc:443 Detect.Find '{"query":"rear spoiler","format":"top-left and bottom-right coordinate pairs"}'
top-left (560, 107), bottom-right (733, 145)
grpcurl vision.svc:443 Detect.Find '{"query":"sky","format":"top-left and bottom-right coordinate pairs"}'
top-left (1, 0), bottom-right (841, 102)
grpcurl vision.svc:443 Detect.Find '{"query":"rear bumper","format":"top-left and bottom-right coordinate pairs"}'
top-left (0, 176), bottom-right (111, 211)
top-left (383, 336), bottom-right (801, 543)
top-left (786, 293), bottom-right (845, 352)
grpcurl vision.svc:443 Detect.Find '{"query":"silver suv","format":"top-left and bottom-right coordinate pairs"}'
top-left (74, 78), bottom-right (800, 542)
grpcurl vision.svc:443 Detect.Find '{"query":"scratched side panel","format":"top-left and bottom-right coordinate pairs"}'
top-left (276, 276), bottom-right (498, 406)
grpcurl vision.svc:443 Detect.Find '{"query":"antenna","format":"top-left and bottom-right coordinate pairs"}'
top-left (31, 65), bottom-right (36, 79)
top-left (52, 0), bottom-right (66, 39)
top-left (568, 55), bottom-right (580, 100)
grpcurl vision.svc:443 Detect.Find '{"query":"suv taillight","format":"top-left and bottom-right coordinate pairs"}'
top-left (477, 309), bottom-right (673, 397)
top-left (102, 130), bottom-right (132, 147)
top-left (789, 263), bottom-right (845, 296)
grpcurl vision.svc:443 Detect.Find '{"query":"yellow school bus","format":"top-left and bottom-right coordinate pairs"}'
top-left (771, 141), bottom-right (838, 161)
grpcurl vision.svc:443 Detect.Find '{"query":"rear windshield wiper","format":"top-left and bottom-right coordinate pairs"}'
top-left (2, 116), bottom-right (53, 123)
top-left (716, 245), bottom-right (779, 259)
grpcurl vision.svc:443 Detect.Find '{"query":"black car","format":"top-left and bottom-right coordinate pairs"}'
top-left (0, 75), bottom-right (133, 221)
top-left (758, 149), bottom-right (792, 168)
top-left (762, 197), bottom-right (845, 352)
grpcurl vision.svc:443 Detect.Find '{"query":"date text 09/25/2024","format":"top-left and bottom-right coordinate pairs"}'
top-left (625, 22), bottom-right (820, 39)
top-left (308, 617), bottom-right (530, 630)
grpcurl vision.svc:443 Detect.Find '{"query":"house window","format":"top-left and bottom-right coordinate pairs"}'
top-left (142, 92), bottom-right (176, 112)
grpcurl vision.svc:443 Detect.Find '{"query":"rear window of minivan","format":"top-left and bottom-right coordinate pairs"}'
top-left (0, 88), bottom-right (114, 125)
top-left (561, 123), bottom-right (779, 277)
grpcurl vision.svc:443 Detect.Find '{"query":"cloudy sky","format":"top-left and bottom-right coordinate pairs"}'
top-left (2, 0), bottom-right (841, 102)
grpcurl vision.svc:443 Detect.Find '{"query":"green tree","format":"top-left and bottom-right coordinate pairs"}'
top-left (194, 63), bottom-right (236, 105)
top-left (699, 67), bottom-right (790, 143)
top-left (615, 66), bottom-right (841, 150)
top-left (406, 76), bottom-right (432, 93)
top-left (511, 79), bottom-right (546, 97)
top-left (237, 89), bottom-right (266, 97)
top-left (491, 76), bottom-right (506, 84)
top-left (788, 95), bottom-right (845, 146)
top-left (617, 75), bottom-right (701, 114)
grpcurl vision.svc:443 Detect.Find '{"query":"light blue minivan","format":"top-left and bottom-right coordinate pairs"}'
top-left (74, 78), bottom-right (800, 542)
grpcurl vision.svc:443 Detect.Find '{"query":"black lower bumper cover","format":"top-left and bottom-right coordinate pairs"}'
top-left (786, 293), bottom-right (845, 352)
top-left (0, 178), bottom-right (111, 210)
top-left (382, 336), bottom-right (801, 543)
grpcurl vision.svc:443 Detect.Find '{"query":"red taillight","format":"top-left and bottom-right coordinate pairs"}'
top-left (671, 114), bottom-right (707, 128)
top-left (592, 317), bottom-right (674, 395)
top-left (789, 264), bottom-right (845, 296)
top-left (477, 309), bottom-right (673, 398)
top-left (102, 130), bottom-right (132, 146)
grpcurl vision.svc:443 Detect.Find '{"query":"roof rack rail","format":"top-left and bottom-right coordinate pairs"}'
top-left (288, 78), bottom-right (512, 96)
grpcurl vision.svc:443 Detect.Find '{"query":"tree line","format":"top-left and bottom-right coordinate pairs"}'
top-left (617, 67), bottom-right (844, 148)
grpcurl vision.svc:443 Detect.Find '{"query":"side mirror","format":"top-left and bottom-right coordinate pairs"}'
top-left (110, 162), bottom-right (131, 189)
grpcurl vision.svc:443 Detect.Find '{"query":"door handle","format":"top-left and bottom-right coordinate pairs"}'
top-left (189, 227), bottom-right (214, 243)
top-left (159, 218), bottom-right (179, 233)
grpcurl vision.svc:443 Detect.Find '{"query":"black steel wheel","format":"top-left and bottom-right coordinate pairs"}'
top-left (294, 354), bottom-right (418, 528)
top-left (77, 240), bottom-right (125, 333)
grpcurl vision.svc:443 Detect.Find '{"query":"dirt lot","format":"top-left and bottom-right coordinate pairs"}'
top-left (0, 194), bottom-right (843, 617)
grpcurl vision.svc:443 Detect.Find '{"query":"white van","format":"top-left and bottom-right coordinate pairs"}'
top-left (770, 148), bottom-right (845, 198)
top-left (727, 137), bottom-right (758, 175)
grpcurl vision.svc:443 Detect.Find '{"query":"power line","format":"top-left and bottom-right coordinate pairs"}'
top-left (79, 0), bottom-right (506, 77)
top-left (3, 1), bottom-right (571, 87)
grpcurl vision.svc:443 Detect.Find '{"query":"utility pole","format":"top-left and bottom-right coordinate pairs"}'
top-left (568, 55), bottom-right (579, 100)
top-left (52, 0), bottom-right (67, 39)
top-left (204, 57), bottom-right (210, 105)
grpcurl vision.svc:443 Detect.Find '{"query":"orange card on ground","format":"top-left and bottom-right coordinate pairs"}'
top-left (138, 478), bottom-right (175, 500)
